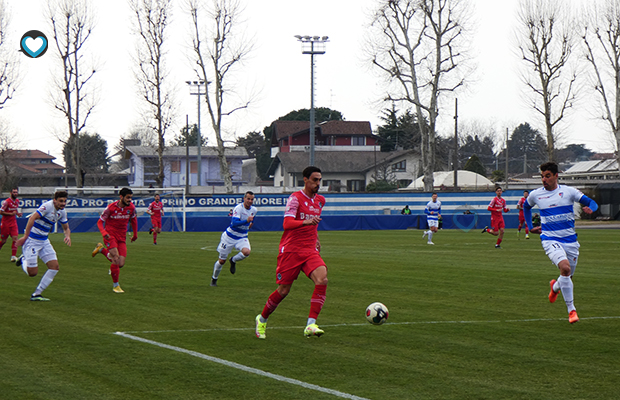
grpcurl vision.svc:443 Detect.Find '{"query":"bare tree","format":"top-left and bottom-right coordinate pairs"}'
top-left (0, 0), bottom-right (18, 109)
top-left (516, 0), bottom-right (578, 162)
top-left (0, 119), bottom-right (19, 190)
top-left (188, 0), bottom-right (252, 193)
top-left (47, 0), bottom-right (97, 188)
top-left (368, 0), bottom-right (471, 192)
top-left (130, 0), bottom-right (175, 188)
top-left (582, 0), bottom-right (620, 167)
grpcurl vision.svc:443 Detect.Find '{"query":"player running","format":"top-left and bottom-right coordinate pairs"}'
top-left (15, 191), bottom-right (71, 301)
top-left (146, 193), bottom-right (164, 245)
top-left (524, 162), bottom-right (598, 324)
top-left (255, 166), bottom-right (328, 339)
top-left (0, 188), bottom-right (23, 262)
top-left (422, 193), bottom-right (441, 245)
top-left (482, 187), bottom-right (509, 248)
top-left (91, 188), bottom-right (138, 293)
top-left (211, 191), bottom-right (257, 287)
top-left (516, 190), bottom-right (530, 239)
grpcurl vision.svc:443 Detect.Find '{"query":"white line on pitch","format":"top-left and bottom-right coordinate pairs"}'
top-left (114, 332), bottom-right (369, 400)
top-left (121, 315), bottom-right (620, 334)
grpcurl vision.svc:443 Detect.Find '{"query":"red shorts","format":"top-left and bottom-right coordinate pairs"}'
top-left (1, 223), bottom-right (18, 239)
top-left (151, 217), bottom-right (162, 229)
top-left (518, 213), bottom-right (525, 224)
top-left (491, 217), bottom-right (505, 231)
top-left (276, 252), bottom-right (326, 285)
top-left (104, 236), bottom-right (127, 257)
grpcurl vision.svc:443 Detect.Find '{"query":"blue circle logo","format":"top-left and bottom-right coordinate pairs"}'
top-left (20, 30), bottom-right (48, 58)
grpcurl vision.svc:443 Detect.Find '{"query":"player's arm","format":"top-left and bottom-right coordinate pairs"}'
top-left (130, 215), bottom-right (138, 242)
top-left (61, 222), bottom-right (71, 247)
top-left (0, 202), bottom-right (14, 216)
top-left (15, 212), bottom-right (41, 247)
top-left (523, 200), bottom-right (535, 232)
top-left (579, 194), bottom-right (598, 214)
top-left (97, 218), bottom-right (110, 239)
top-left (424, 206), bottom-right (431, 215)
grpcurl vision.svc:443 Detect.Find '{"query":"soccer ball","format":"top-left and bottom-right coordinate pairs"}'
top-left (365, 302), bottom-right (389, 325)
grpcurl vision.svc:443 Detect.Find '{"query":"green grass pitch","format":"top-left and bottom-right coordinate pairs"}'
top-left (1, 228), bottom-right (619, 399)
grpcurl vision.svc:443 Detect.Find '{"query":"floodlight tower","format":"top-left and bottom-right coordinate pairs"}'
top-left (294, 35), bottom-right (329, 166)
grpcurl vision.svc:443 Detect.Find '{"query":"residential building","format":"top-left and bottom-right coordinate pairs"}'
top-left (3, 149), bottom-right (64, 175)
top-left (268, 120), bottom-right (420, 191)
top-left (124, 146), bottom-right (249, 187)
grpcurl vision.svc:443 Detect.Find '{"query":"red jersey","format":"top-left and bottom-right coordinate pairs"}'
top-left (147, 200), bottom-right (164, 218)
top-left (488, 196), bottom-right (507, 219)
top-left (99, 200), bottom-right (137, 238)
top-left (1, 197), bottom-right (20, 226)
top-left (279, 191), bottom-right (325, 254)
top-left (517, 197), bottom-right (526, 216)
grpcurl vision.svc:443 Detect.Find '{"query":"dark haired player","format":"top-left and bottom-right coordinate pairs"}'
top-left (15, 191), bottom-right (71, 301)
top-left (523, 162), bottom-right (598, 324)
top-left (92, 188), bottom-right (138, 293)
top-left (0, 188), bottom-right (23, 261)
top-left (255, 166), bottom-right (328, 339)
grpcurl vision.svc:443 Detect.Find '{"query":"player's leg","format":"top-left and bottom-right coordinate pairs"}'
top-left (303, 255), bottom-right (328, 337)
top-left (230, 239), bottom-right (251, 274)
top-left (0, 230), bottom-right (7, 251)
top-left (109, 241), bottom-right (126, 293)
top-left (9, 224), bottom-right (18, 258)
top-left (213, 233), bottom-right (233, 285)
top-left (544, 241), bottom-right (578, 323)
top-left (21, 240), bottom-right (39, 277)
top-left (256, 254), bottom-right (300, 338)
top-left (30, 242), bottom-right (59, 301)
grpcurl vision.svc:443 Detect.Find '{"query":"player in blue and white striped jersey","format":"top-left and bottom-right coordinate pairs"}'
top-left (523, 162), bottom-right (598, 324)
top-left (422, 193), bottom-right (441, 245)
top-left (15, 191), bottom-right (71, 301)
top-left (211, 191), bottom-right (257, 286)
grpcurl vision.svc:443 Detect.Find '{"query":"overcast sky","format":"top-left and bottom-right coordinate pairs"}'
top-left (1, 0), bottom-right (614, 165)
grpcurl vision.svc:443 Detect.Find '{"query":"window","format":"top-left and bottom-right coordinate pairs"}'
top-left (190, 161), bottom-right (198, 173)
top-left (323, 180), bottom-right (341, 191)
top-left (171, 160), bottom-right (181, 173)
top-left (347, 180), bottom-right (365, 192)
top-left (392, 160), bottom-right (406, 172)
top-left (352, 136), bottom-right (365, 146)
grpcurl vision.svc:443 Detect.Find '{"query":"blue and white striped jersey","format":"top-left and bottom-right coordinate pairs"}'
top-left (29, 199), bottom-right (68, 241)
top-left (525, 185), bottom-right (597, 244)
top-left (225, 203), bottom-right (257, 240)
top-left (425, 200), bottom-right (441, 222)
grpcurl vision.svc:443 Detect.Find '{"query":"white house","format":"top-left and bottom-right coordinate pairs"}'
top-left (124, 146), bottom-right (249, 187)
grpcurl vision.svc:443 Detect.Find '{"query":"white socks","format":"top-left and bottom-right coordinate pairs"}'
top-left (557, 275), bottom-right (575, 312)
top-left (33, 269), bottom-right (58, 296)
top-left (231, 253), bottom-right (247, 263)
top-left (307, 318), bottom-right (316, 326)
top-left (428, 231), bottom-right (433, 242)
top-left (212, 260), bottom-right (223, 279)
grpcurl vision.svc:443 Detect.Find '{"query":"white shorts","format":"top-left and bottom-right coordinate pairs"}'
top-left (542, 240), bottom-right (580, 272)
top-left (217, 232), bottom-right (250, 260)
top-left (427, 219), bottom-right (439, 228)
top-left (23, 238), bottom-right (58, 268)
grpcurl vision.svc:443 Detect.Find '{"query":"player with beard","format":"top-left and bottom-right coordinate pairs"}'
top-left (91, 188), bottom-right (138, 293)
top-left (255, 166), bottom-right (328, 339)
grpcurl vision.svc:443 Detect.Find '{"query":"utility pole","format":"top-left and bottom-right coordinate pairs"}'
top-left (453, 98), bottom-right (458, 190)
top-left (505, 128), bottom-right (509, 189)
top-left (185, 114), bottom-right (190, 194)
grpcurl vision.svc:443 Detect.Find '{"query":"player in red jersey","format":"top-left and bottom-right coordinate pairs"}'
top-left (91, 188), bottom-right (138, 293)
top-left (255, 166), bottom-right (328, 339)
top-left (516, 190), bottom-right (530, 239)
top-left (146, 193), bottom-right (164, 245)
top-left (0, 188), bottom-right (23, 262)
top-left (482, 187), bottom-right (510, 248)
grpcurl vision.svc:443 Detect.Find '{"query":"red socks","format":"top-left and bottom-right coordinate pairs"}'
top-left (262, 290), bottom-right (285, 320)
top-left (110, 264), bottom-right (120, 283)
top-left (309, 284), bottom-right (327, 320)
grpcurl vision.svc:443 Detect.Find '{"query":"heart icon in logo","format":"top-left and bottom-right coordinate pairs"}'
top-left (20, 30), bottom-right (49, 58)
